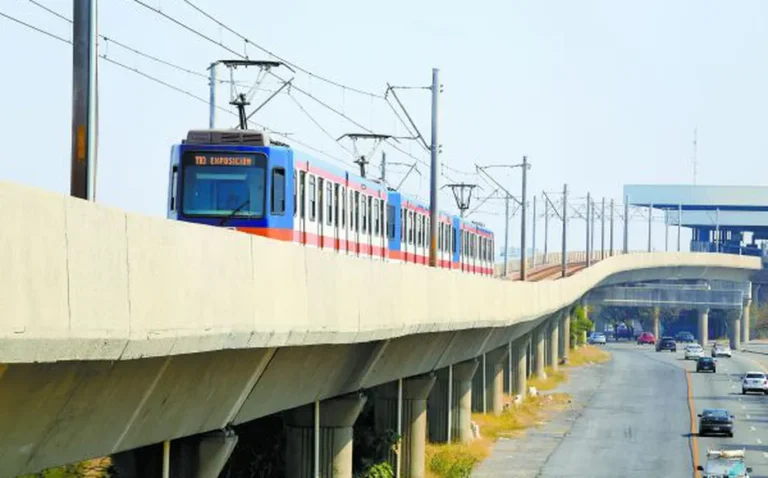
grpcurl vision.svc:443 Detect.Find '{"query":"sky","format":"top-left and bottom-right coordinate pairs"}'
top-left (3, 0), bottom-right (768, 255)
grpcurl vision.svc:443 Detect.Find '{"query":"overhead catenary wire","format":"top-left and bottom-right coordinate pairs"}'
top-left (0, 8), bottom-right (350, 167)
top-left (180, 0), bottom-right (384, 98)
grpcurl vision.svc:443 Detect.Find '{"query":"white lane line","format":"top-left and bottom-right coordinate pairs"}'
top-left (747, 414), bottom-right (752, 419)
top-left (742, 405), bottom-right (747, 409)
top-left (751, 426), bottom-right (757, 432)
top-left (764, 452), bottom-right (768, 459)
top-left (758, 438), bottom-right (763, 444)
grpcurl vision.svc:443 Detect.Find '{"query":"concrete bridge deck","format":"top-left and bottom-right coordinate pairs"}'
top-left (0, 180), bottom-right (762, 476)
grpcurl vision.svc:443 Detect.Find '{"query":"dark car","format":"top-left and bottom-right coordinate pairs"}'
top-left (697, 356), bottom-right (717, 373)
top-left (698, 408), bottom-right (734, 437)
top-left (675, 331), bottom-right (695, 343)
top-left (656, 337), bottom-right (677, 352)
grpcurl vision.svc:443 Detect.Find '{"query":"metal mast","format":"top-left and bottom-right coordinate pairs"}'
top-left (429, 68), bottom-right (440, 267)
top-left (71, 0), bottom-right (98, 200)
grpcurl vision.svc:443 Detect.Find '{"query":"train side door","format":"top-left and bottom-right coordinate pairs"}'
top-left (317, 178), bottom-right (325, 248)
top-left (334, 184), bottom-right (340, 252)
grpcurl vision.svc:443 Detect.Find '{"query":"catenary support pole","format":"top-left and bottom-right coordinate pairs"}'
top-left (429, 68), bottom-right (440, 267)
top-left (601, 197), bottom-right (605, 260)
top-left (520, 156), bottom-right (529, 280)
top-left (678, 204), bottom-right (682, 252)
top-left (71, 0), bottom-right (98, 201)
top-left (648, 203), bottom-right (653, 252)
top-left (503, 195), bottom-right (510, 278)
top-left (544, 197), bottom-right (549, 263)
top-left (586, 193), bottom-right (591, 267)
top-left (208, 62), bottom-right (217, 128)
top-left (531, 196), bottom-right (537, 268)
top-left (561, 184), bottom-right (568, 277)
top-left (609, 198), bottom-right (615, 256)
top-left (623, 195), bottom-right (630, 254)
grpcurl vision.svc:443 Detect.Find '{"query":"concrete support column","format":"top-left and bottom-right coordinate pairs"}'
top-left (743, 298), bottom-right (752, 345)
top-left (534, 324), bottom-right (547, 379)
top-left (652, 307), bottom-right (660, 340)
top-left (197, 429), bottom-right (238, 478)
top-left (698, 308), bottom-right (710, 346)
top-left (284, 394), bottom-right (367, 478)
top-left (562, 312), bottom-right (571, 357)
top-left (486, 346), bottom-right (509, 415)
top-left (427, 359), bottom-right (479, 444)
top-left (515, 338), bottom-right (528, 397)
top-left (374, 375), bottom-right (436, 478)
top-left (549, 316), bottom-right (560, 371)
top-left (730, 313), bottom-right (742, 351)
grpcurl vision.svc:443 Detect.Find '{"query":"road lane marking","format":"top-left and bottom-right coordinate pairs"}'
top-left (758, 438), bottom-right (763, 445)
top-left (742, 405), bottom-right (747, 409)
top-left (747, 414), bottom-right (751, 419)
top-left (751, 426), bottom-right (757, 432)
top-left (686, 371), bottom-right (701, 478)
top-left (763, 452), bottom-right (768, 459)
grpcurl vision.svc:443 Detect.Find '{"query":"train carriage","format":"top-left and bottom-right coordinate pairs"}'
top-left (168, 128), bottom-right (493, 276)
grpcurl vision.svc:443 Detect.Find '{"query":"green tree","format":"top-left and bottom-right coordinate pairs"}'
top-left (570, 305), bottom-right (593, 345)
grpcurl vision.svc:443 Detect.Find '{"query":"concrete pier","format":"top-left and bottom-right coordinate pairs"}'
top-left (548, 317), bottom-right (560, 371)
top-left (534, 324), bottom-right (547, 379)
top-left (283, 394), bottom-right (367, 478)
top-left (698, 308), bottom-right (709, 346)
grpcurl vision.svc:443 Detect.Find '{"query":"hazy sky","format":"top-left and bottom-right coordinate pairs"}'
top-left (3, 0), bottom-right (768, 254)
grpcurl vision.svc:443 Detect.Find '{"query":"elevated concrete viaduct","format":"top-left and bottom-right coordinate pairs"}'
top-left (0, 181), bottom-right (762, 477)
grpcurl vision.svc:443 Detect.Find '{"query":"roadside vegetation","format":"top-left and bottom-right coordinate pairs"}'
top-left (16, 459), bottom-right (111, 478)
top-left (424, 344), bottom-right (610, 478)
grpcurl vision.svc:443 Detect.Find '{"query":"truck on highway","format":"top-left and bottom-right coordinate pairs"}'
top-left (697, 449), bottom-right (752, 477)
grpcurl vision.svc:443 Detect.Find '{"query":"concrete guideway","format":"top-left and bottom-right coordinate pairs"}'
top-left (0, 180), bottom-right (760, 364)
top-left (0, 181), bottom-right (763, 476)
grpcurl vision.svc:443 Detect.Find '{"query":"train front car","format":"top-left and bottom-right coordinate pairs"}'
top-left (168, 129), bottom-right (293, 240)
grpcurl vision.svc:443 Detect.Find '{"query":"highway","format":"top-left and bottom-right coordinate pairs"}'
top-left (479, 342), bottom-right (768, 477)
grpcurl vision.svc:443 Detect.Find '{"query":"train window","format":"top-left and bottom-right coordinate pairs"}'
top-left (170, 165), bottom-right (178, 211)
top-left (354, 191), bottom-right (360, 232)
top-left (308, 175), bottom-right (316, 221)
top-left (401, 209), bottom-right (406, 243)
top-left (341, 187), bottom-right (346, 228)
top-left (293, 171), bottom-right (297, 218)
top-left (407, 211), bottom-right (413, 244)
top-left (361, 195), bottom-right (368, 233)
top-left (334, 184), bottom-right (339, 227)
top-left (300, 172), bottom-right (306, 219)
top-left (367, 196), bottom-right (373, 235)
top-left (373, 199), bottom-right (379, 236)
top-left (318, 178), bottom-right (324, 224)
top-left (380, 200), bottom-right (385, 238)
top-left (327, 183), bottom-right (333, 226)
top-left (438, 223), bottom-right (442, 251)
top-left (271, 168), bottom-right (286, 215)
top-left (387, 205), bottom-right (395, 239)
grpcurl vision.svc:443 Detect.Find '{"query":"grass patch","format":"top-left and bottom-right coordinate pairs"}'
top-left (528, 367), bottom-right (567, 391)
top-left (425, 394), bottom-right (571, 478)
top-left (566, 345), bottom-right (611, 368)
top-left (16, 458), bottom-right (111, 478)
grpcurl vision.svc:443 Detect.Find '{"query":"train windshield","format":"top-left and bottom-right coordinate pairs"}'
top-left (181, 151), bottom-right (267, 218)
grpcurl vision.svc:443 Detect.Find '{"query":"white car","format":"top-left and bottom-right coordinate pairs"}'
top-left (742, 371), bottom-right (768, 395)
top-left (685, 344), bottom-right (704, 360)
top-left (713, 344), bottom-right (732, 358)
top-left (588, 333), bottom-right (607, 345)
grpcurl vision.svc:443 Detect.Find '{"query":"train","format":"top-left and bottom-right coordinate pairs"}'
top-left (167, 129), bottom-right (495, 276)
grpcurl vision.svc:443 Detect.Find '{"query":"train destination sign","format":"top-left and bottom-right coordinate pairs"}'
top-left (192, 154), bottom-right (254, 167)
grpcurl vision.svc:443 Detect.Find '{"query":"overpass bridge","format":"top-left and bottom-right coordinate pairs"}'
top-left (0, 181), bottom-right (762, 477)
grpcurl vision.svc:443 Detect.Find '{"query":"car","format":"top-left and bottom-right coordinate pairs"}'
top-left (698, 408), bottom-right (735, 437)
top-left (685, 344), bottom-right (704, 360)
top-left (741, 371), bottom-right (768, 395)
top-left (656, 337), bottom-right (677, 352)
top-left (588, 332), bottom-right (606, 345)
top-left (697, 449), bottom-right (751, 477)
top-left (713, 344), bottom-right (732, 358)
top-left (676, 331), bottom-right (696, 343)
top-left (637, 332), bottom-right (655, 345)
top-left (697, 356), bottom-right (717, 373)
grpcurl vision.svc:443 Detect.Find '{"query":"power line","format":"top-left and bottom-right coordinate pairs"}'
top-left (179, 0), bottom-right (384, 98)
top-left (1, 8), bottom-right (349, 167)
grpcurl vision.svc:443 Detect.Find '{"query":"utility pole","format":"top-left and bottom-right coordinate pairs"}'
top-left (520, 156), bottom-right (529, 280)
top-left (208, 62), bottom-right (217, 128)
top-left (476, 162), bottom-right (528, 278)
top-left (71, 0), bottom-right (98, 201)
top-left (609, 198), bottom-right (615, 256)
top-left (503, 196), bottom-right (510, 277)
top-left (648, 203), bottom-right (653, 252)
top-left (531, 196), bottom-right (537, 268)
top-left (665, 209), bottom-right (669, 252)
top-left (561, 184), bottom-right (568, 278)
top-left (380, 151), bottom-right (387, 183)
top-left (677, 203), bottom-right (682, 252)
top-left (429, 68), bottom-right (440, 268)
top-left (623, 195), bottom-right (629, 254)
top-left (590, 197), bottom-right (596, 262)
top-left (601, 197), bottom-right (605, 260)
top-left (543, 197), bottom-right (549, 263)
top-left (586, 193), bottom-right (591, 267)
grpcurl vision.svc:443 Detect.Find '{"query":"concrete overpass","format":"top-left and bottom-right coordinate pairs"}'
top-left (0, 181), bottom-right (762, 477)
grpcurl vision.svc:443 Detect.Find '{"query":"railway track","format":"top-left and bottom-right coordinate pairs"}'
top-left (506, 260), bottom-right (595, 282)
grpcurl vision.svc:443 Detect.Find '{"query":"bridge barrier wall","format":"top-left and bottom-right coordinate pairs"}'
top-left (0, 181), bottom-right (761, 364)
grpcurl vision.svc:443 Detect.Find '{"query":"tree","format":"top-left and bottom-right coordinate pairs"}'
top-left (570, 305), bottom-right (593, 345)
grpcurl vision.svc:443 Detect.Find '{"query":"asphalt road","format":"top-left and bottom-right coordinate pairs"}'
top-left (475, 342), bottom-right (768, 477)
